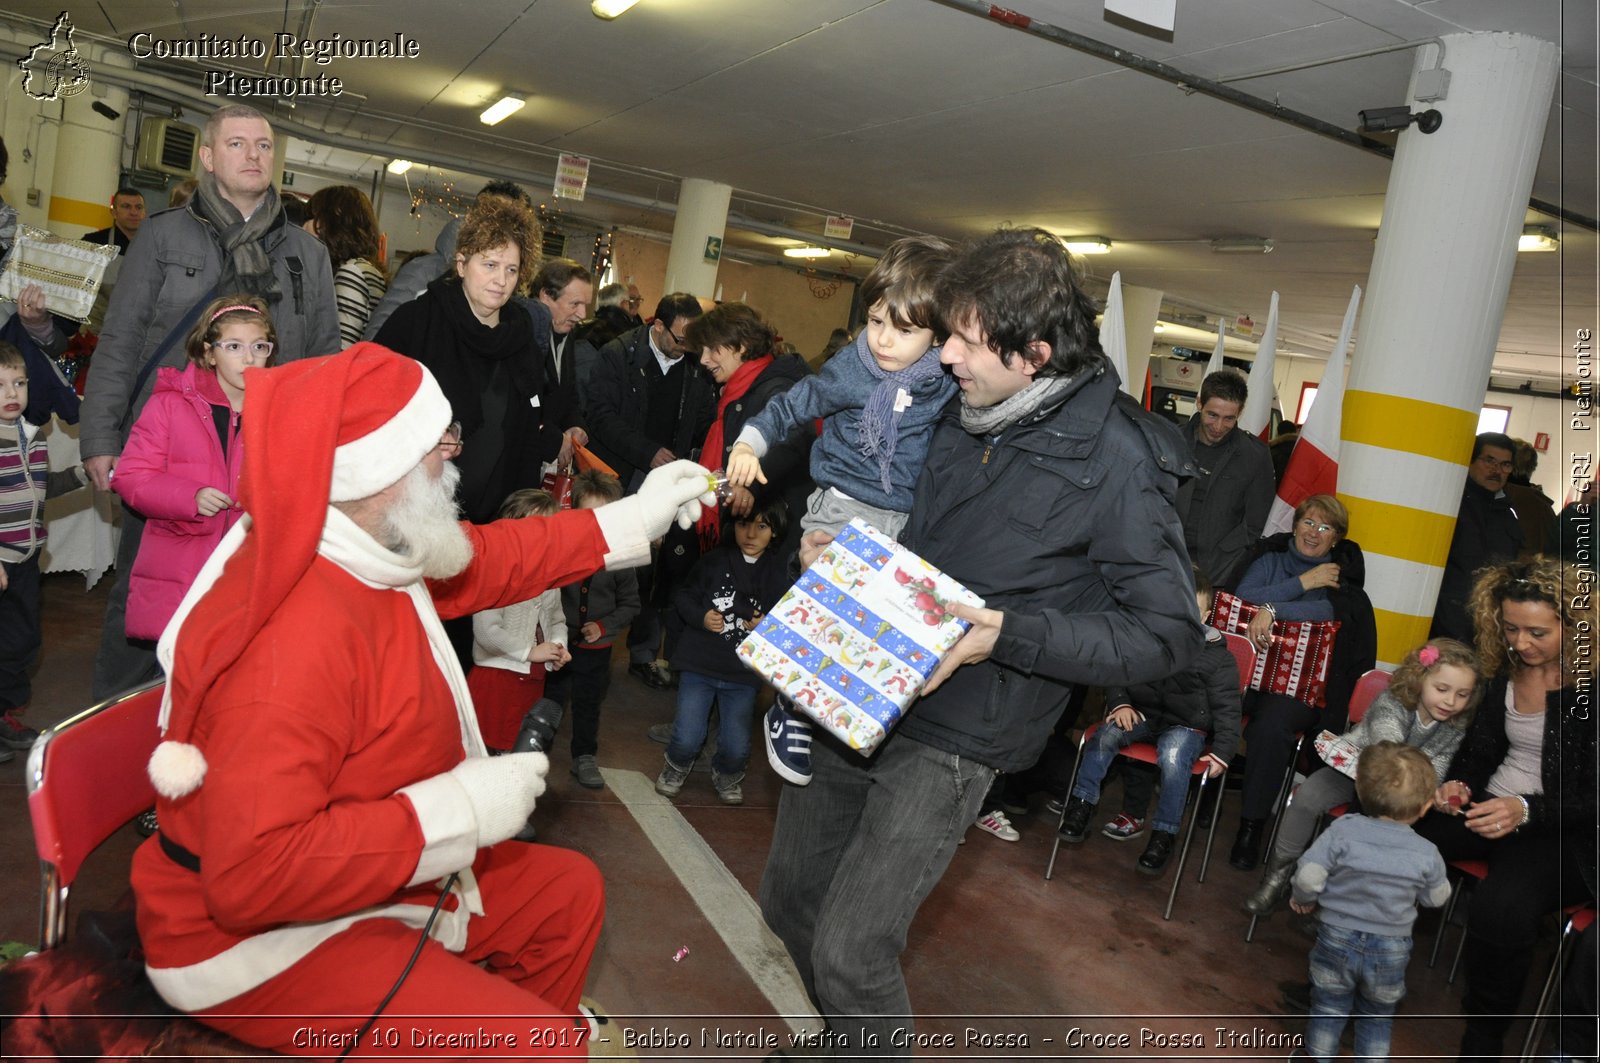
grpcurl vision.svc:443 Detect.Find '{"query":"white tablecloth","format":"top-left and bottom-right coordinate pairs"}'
top-left (40, 417), bottom-right (120, 589)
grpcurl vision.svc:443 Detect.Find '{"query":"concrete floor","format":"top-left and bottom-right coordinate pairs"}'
top-left (1, 567), bottom-right (1567, 1061)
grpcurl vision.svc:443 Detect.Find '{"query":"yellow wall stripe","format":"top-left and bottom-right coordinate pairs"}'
top-left (1345, 391), bottom-right (1479, 465)
top-left (1340, 496), bottom-right (1458, 566)
top-left (47, 196), bottom-right (108, 230)
top-left (1374, 607), bottom-right (1434, 665)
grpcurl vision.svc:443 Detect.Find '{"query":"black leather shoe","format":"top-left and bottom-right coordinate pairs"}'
top-left (1136, 830), bottom-right (1176, 876)
top-left (628, 662), bottom-right (669, 690)
top-left (1229, 818), bottom-right (1265, 870)
top-left (1056, 797), bottom-right (1095, 844)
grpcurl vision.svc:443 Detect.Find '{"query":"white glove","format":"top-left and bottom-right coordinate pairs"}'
top-left (448, 752), bottom-right (548, 848)
top-left (635, 460), bottom-right (718, 538)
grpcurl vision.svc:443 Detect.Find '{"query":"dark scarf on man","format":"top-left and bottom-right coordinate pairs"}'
top-left (854, 335), bottom-right (948, 497)
top-left (190, 173), bottom-right (284, 302)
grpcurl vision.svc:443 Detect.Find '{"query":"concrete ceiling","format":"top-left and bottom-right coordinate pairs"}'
top-left (2, 0), bottom-right (1594, 380)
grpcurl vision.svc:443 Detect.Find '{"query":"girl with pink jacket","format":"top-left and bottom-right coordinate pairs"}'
top-left (113, 296), bottom-right (275, 640)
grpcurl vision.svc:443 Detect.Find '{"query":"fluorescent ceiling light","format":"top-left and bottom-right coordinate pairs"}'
top-left (784, 246), bottom-right (831, 259)
top-left (1062, 236), bottom-right (1111, 255)
top-left (1518, 225), bottom-right (1558, 252)
top-left (386, 159), bottom-right (413, 175)
top-left (592, 0), bottom-right (641, 17)
top-left (1210, 238), bottom-right (1274, 254)
top-left (479, 96), bottom-right (526, 126)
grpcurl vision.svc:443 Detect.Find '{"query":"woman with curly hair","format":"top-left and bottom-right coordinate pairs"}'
top-left (374, 195), bottom-right (548, 525)
top-left (307, 185), bottom-right (386, 345)
top-left (1415, 557), bottom-right (1597, 1060)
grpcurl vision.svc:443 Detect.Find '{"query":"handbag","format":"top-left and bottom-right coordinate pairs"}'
top-left (1211, 590), bottom-right (1341, 708)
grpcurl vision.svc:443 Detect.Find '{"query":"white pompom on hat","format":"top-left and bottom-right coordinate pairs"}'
top-left (149, 344), bottom-right (452, 799)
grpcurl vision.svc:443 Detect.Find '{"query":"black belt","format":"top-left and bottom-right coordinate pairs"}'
top-left (159, 832), bottom-right (202, 873)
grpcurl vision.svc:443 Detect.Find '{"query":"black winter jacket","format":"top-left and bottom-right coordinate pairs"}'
top-left (712, 355), bottom-right (816, 559)
top-left (1444, 675), bottom-right (1597, 896)
top-left (1243, 532), bottom-right (1378, 731)
top-left (672, 546), bottom-right (791, 686)
top-left (1104, 630), bottom-right (1243, 765)
top-left (1433, 481), bottom-right (1524, 641)
top-left (585, 325), bottom-right (716, 490)
top-left (896, 364), bottom-right (1207, 772)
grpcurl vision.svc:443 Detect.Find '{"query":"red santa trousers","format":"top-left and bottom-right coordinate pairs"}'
top-left (194, 841), bottom-right (604, 1061)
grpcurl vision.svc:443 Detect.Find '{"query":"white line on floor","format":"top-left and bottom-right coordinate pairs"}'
top-left (602, 767), bottom-right (824, 1037)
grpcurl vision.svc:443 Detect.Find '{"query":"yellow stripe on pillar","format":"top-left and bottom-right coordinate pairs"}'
top-left (1373, 607), bottom-right (1434, 665)
top-left (48, 196), bottom-right (109, 230)
top-left (1344, 391), bottom-right (1480, 466)
top-left (1340, 496), bottom-right (1458, 566)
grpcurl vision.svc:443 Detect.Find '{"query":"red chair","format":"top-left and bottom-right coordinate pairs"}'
top-left (1045, 632), bottom-right (1256, 921)
top-left (26, 681), bottom-right (164, 948)
top-left (1245, 667), bottom-right (1392, 942)
top-left (1521, 905), bottom-right (1597, 1061)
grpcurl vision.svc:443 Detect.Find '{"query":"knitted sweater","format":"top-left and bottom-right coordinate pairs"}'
top-left (1342, 690), bottom-right (1468, 782)
top-left (1293, 814), bottom-right (1450, 936)
top-left (472, 587), bottom-right (567, 674)
top-left (0, 420), bottom-right (87, 564)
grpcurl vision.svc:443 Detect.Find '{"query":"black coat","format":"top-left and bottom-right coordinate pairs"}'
top-left (896, 365), bottom-right (1207, 772)
top-left (585, 325), bottom-right (716, 490)
top-left (713, 355), bottom-right (816, 560)
top-left (1433, 481), bottom-right (1523, 641)
top-left (1245, 531), bottom-right (1379, 731)
top-left (1444, 675), bottom-right (1597, 896)
top-left (1104, 632), bottom-right (1243, 765)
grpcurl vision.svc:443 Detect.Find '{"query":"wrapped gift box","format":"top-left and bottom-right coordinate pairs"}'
top-left (736, 519), bottom-right (984, 755)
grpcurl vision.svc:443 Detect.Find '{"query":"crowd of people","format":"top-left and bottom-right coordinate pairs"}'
top-left (0, 101), bottom-right (1592, 1062)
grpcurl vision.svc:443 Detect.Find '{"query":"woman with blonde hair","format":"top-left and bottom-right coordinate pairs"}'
top-left (1416, 557), bottom-right (1597, 1060)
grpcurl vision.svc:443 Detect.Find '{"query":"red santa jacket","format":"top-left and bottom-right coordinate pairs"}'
top-left (130, 510), bottom-right (607, 1011)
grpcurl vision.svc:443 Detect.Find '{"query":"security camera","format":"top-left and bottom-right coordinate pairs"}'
top-left (1358, 106), bottom-right (1442, 135)
top-left (91, 101), bottom-right (121, 120)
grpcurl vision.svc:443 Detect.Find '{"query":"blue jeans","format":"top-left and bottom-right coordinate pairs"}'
top-left (1070, 719), bottom-right (1206, 834)
top-left (1304, 923), bottom-right (1412, 1062)
top-left (666, 670), bottom-right (759, 776)
top-left (760, 734), bottom-right (994, 1061)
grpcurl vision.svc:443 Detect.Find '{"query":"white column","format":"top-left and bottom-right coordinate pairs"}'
top-left (46, 77), bottom-right (128, 235)
top-left (1338, 32), bottom-right (1559, 663)
top-left (664, 177), bottom-right (730, 300)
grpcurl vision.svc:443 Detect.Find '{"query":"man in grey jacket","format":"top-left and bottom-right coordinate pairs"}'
top-left (759, 227), bottom-right (1205, 1060)
top-left (80, 103), bottom-right (340, 699)
top-left (1173, 368), bottom-right (1275, 589)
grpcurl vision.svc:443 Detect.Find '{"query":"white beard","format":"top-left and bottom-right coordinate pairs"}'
top-left (379, 462), bottom-right (474, 579)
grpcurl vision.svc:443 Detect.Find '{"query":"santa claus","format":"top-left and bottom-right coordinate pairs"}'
top-left (129, 343), bottom-right (715, 1057)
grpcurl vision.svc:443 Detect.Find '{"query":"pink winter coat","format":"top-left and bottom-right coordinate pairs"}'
top-left (112, 363), bottom-right (244, 640)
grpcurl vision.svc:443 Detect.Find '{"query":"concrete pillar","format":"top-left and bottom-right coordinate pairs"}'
top-left (663, 177), bottom-right (730, 300)
top-left (46, 77), bottom-right (128, 236)
top-left (1338, 32), bottom-right (1559, 664)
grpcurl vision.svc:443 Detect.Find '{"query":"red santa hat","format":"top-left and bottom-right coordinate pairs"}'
top-left (148, 343), bottom-right (453, 799)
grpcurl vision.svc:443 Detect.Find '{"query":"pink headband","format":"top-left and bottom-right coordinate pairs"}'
top-left (210, 304), bottom-right (262, 323)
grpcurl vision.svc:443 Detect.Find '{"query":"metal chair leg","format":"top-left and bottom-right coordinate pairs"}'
top-left (1196, 770), bottom-right (1228, 885)
top-left (1430, 879), bottom-right (1463, 968)
top-left (1163, 774), bottom-right (1210, 921)
top-left (1044, 732), bottom-right (1089, 881)
top-left (1519, 913), bottom-right (1583, 1062)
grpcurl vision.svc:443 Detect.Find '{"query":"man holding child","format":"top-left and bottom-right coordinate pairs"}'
top-left (760, 227), bottom-right (1205, 1059)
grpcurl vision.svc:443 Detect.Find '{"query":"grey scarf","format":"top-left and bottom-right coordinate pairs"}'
top-left (854, 334), bottom-right (947, 496)
top-left (959, 372), bottom-right (1079, 436)
top-left (191, 174), bottom-right (282, 303)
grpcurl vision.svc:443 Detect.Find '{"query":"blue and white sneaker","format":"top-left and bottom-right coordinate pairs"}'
top-left (764, 701), bottom-right (813, 786)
